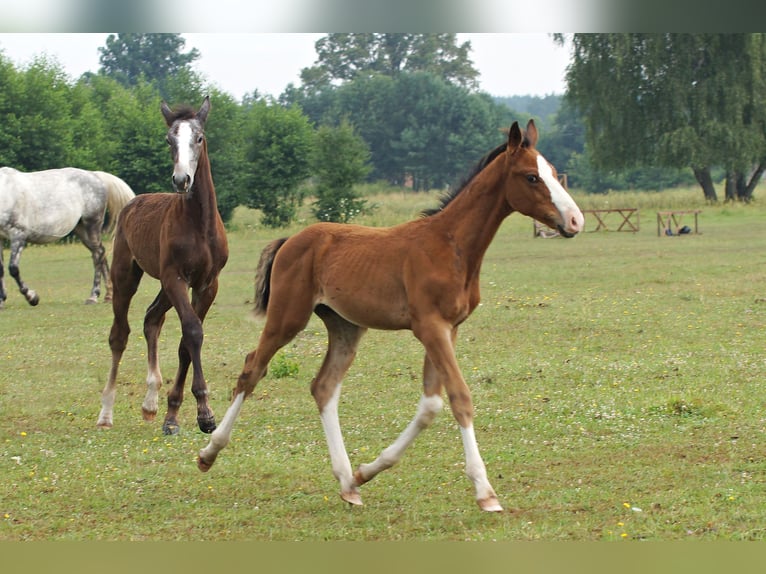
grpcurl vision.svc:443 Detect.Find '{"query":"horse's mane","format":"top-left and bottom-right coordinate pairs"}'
top-left (421, 142), bottom-right (508, 217)
top-left (165, 104), bottom-right (199, 123)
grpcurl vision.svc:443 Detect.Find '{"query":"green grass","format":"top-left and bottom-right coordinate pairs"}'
top-left (1, 187), bottom-right (765, 541)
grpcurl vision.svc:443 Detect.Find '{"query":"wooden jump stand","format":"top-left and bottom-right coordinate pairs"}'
top-left (583, 208), bottom-right (639, 232)
top-left (656, 210), bottom-right (702, 236)
top-left (532, 175), bottom-right (641, 238)
top-left (533, 207), bottom-right (640, 237)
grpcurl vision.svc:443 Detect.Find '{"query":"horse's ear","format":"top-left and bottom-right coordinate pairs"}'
top-left (525, 119), bottom-right (538, 148)
top-left (197, 96), bottom-right (211, 126)
top-left (507, 122), bottom-right (523, 151)
top-left (161, 101), bottom-right (174, 126)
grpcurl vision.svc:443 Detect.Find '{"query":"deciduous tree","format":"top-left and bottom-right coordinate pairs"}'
top-left (562, 33), bottom-right (766, 202)
top-left (311, 119), bottom-right (371, 223)
top-left (98, 33), bottom-right (200, 99)
top-left (301, 33), bottom-right (479, 91)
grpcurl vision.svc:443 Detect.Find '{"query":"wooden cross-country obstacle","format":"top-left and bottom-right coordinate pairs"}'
top-left (656, 210), bottom-right (701, 236)
top-left (534, 208), bottom-right (639, 237)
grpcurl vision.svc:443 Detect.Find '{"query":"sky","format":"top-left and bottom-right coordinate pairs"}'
top-left (0, 33), bottom-right (571, 99)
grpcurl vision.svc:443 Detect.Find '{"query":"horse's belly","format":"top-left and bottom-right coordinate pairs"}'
top-left (319, 291), bottom-right (411, 331)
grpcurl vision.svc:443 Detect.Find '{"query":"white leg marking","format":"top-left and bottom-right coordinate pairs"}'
top-left (96, 386), bottom-right (116, 427)
top-left (319, 385), bottom-right (357, 498)
top-left (460, 424), bottom-right (502, 511)
top-left (199, 391), bottom-right (245, 461)
top-left (357, 394), bottom-right (443, 482)
top-left (141, 368), bottom-right (162, 416)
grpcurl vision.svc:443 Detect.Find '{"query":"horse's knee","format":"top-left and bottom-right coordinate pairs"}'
top-left (108, 324), bottom-right (130, 353)
top-left (92, 245), bottom-right (106, 263)
top-left (182, 318), bottom-right (204, 346)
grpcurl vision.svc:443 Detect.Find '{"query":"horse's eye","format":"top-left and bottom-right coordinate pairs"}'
top-left (197, 135), bottom-right (204, 144)
top-left (527, 175), bottom-right (539, 184)
top-left (166, 136), bottom-right (171, 145)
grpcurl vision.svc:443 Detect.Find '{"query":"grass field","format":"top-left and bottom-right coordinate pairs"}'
top-left (1, 186), bottom-right (765, 541)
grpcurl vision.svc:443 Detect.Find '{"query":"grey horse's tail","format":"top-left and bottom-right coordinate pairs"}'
top-left (91, 171), bottom-right (136, 236)
top-left (253, 238), bottom-right (288, 318)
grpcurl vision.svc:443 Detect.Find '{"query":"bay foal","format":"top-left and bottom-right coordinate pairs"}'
top-left (98, 97), bottom-right (228, 435)
top-left (199, 120), bottom-right (583, 511)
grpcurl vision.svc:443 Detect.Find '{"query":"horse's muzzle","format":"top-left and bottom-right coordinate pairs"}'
top-left (557, 209), bottom-right (584, 238)
top-left (172, 173), bottom-right (192, 193)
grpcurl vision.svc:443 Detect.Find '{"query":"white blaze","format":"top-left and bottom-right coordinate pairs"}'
top-left (174, 122), bottom-right (196, 189)
top-left (536, 154), bottom-right (584, 230)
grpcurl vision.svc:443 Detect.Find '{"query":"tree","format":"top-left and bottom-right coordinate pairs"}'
top-left (98, 33), bottom-right (200, 99)
top-left (311, 119), bottom-right (371, 223)
top-left (198, 90), bottom-right (249, 223)
top-left (239, 99), bottom-right (315, 227)
top-left (82, 75), bottom-right (167, 193)
top-left (0, 53), bottom-right (24, 168)
top-left (290, 72), bottom-right (511, 189)
top-left (562, 33), bottom-right (766, 202)
top-left (5, 56), bottom-right (76, 170)
top-left (300, 33), bottom-right (479, 91)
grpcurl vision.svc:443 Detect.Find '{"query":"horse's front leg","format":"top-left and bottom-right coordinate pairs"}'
top-left (186, 283), bottom-right (220, 433)
top-left (162, 281), bottom-right (217, 435)
top-left (0, 244), bottom-right (6, 309)
top-left (8, 237), bottom-right (38, 306)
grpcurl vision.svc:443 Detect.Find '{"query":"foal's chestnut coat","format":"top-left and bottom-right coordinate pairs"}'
top-left (199, 120), bottom-right (583, 511)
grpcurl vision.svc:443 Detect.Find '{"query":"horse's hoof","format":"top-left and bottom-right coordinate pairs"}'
top-left (162, 422), bottom-right (180, 435)
top-left (96, 421), bottom-right (113, 429)
top-left (141, 408), bottom-right (157, 422)
top-left (198, 416), bottom-right (216, 434)
top-left (340, 490), bottom-right (363, 506)
top-left (84, 298), bottom-right (97, 305)
top-left (28, 293), bottom-right (39, 306)
top-left (197, 455), bottom-right (213, 472)
top-left (477, 496), bottom-right (503, 513)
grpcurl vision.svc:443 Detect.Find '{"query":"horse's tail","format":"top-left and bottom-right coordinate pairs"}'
top-left (253, 237), bottom-right (289, 317)
top-left (92, 171), bottom-right (136, 236)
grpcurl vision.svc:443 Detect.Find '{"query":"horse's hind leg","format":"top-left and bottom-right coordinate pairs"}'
top-left (311, 306), bottom-right (367, 505)
top-left (97, 250), bottom-right (143, 428)
top-left (198, 294), bottom-right (314, 471)
top-left (141, 289), bottom-right (172, 423)
top-left (8, 237), bottom-right (38, 306)
top-left (352, 345), bottom-right (445, 496)
top-left (74, 220), bottom-right (108, 304)
top-left (0, 244), bottom-right (6, 309)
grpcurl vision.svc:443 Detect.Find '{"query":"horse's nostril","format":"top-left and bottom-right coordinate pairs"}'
top-left (172, 174), bottom-right (191, 190)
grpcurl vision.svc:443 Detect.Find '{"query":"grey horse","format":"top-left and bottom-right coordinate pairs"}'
top-left (0, 167), bottom-right (135, 307)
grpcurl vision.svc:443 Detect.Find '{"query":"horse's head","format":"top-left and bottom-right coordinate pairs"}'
top-left (504, 120), bottom-right (583, 238)
top-left (161, 96), bottom-right (211, 194)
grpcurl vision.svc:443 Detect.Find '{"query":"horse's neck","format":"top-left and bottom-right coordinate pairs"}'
top-left (435, 158), bottom-right (512, 271)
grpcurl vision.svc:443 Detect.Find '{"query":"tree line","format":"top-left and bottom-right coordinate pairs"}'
top-left (1, 32), bottom-right (762, 229)
top-left (0, 33), bottom-right (518, 227)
